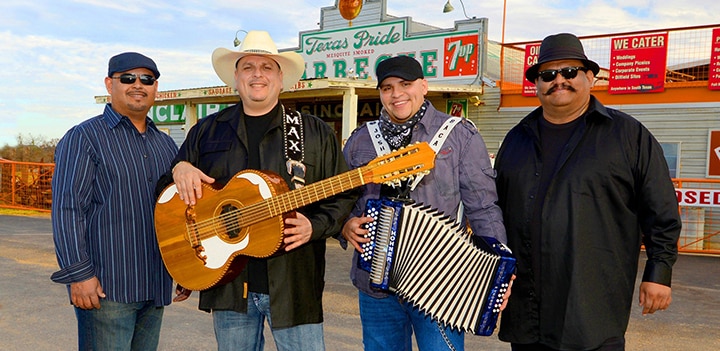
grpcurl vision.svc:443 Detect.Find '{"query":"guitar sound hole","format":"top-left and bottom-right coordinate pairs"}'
top-left (221, 204), bottom-right (241, 239)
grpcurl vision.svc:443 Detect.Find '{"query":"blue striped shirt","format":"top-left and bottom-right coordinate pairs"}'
top-left (51, 104), bottom-right (178, 306)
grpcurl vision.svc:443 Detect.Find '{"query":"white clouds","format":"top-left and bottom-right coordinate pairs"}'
top-left (0, 29), bottom-right (217, 146)
top-left (0, 0), bottom-right (718, 146)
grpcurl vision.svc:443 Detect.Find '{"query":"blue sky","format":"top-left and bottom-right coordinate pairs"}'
top-left (1, 0), bottom-right (718, 147)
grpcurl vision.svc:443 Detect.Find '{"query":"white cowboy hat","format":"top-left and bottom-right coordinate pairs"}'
top-left (211, 30), bottom-right (305, 91)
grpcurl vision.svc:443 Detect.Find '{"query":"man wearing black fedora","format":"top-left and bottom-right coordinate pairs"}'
top-left (494, 33), bottom-right (681, 350)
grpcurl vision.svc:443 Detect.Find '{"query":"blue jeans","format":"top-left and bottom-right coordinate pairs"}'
top-left (359, 291), bottom-right (464, 351)
top-left (74, 300), bottom-right (164, 351)
top-left (213, 292), bottom-right (325, 351)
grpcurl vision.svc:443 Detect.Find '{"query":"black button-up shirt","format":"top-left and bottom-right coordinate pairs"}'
top-left (495, 96), bottom-right (681, 349)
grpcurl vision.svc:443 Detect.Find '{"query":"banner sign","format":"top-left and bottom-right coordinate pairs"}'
top-left (709, 28), bottom-right (720, 90)
top-left (608, 33), bottom-right (668, 94)
top-left (676, 188), bottom-right (720, 207)
top-left (150, 104), bottom-right (232, 124)
top-left (296, 20), bottom-right (481, 85)
top-left (297, 100), bottom-right (383, 119)
top-left (521, 43), bottom-right (541, 97)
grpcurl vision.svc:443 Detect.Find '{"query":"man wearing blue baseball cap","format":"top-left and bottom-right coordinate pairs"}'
top-left (51, 52), bottom-right (178, 350)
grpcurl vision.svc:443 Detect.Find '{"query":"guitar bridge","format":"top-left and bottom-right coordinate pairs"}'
top-left (185, 205), bottom-right (207, 264)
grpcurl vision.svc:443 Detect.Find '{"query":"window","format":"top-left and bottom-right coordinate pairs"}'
top-left (660, 142), bottom-right (680, 178)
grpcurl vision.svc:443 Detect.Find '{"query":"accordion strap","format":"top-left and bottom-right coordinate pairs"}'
top-left (366, 117), bottom-right (464, 220)
top-left (366, 120), bottom-right (390, 157)
top-left (366, 117), bottom-right (462, 156)
top-left (408, 116), bottom-right (462, 191)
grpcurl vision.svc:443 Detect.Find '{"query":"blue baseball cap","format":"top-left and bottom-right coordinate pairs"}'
top-left (108, 52), bottom-right (160, 78)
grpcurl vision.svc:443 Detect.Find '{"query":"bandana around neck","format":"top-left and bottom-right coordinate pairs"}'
top-left (379, 100), bottom-right (429, 150)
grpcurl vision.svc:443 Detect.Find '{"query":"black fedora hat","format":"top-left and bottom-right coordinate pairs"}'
top-left (525, 33), bottom-right (600, 82)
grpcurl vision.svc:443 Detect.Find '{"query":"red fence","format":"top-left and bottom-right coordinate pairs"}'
top-left (674, 178), bottom-right (720, 254)
top-left (0, 159), bottom-right (54, 212)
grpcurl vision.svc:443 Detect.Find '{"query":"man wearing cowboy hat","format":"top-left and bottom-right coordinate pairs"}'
top-left (494, 33), bottom-right (681, 350)
top-left (158, 30), bottom-right (357, 350)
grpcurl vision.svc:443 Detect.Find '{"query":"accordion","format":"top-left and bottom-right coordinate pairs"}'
top-left (358, 198), bottom-right (516, 336)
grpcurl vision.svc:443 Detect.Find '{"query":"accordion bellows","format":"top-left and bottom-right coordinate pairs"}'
top-left (359, 198), bottom-right (516, 336)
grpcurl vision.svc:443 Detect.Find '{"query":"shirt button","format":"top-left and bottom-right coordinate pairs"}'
top-left (148, 177), bottom-right (153, 182)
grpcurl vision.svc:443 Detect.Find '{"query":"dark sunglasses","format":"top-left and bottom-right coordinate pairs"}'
top-left (112, 73), bottom-right (156, 86)
top-left (537, 66), bottom-right (588, 82)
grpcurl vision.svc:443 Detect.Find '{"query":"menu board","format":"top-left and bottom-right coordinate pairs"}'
top-left (709, 28), bottom-right (720, 91)
top-left (522, 43), bottom-right (541, 97)
top-left (608, 33), bottom-right (668, 94)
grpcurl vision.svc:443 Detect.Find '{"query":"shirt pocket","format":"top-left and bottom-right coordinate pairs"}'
top-left (198, 141), bottom-right (234, 176)
top-left (349, 150), bottom-right (378, 169)
top-left (431, 146), bottom-right (459, 198)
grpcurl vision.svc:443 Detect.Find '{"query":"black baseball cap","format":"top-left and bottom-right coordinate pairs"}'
top-left (375, 55), bottom-right (424, 88)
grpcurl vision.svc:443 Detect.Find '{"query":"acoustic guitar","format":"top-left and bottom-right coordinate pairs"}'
top-left (155, 142), bottom-right (435, 291)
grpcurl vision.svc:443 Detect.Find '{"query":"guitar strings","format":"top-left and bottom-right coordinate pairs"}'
top-left (184, 146), bottom-right (422, 242)
top-left (187, 170), bottom-right (367, 240)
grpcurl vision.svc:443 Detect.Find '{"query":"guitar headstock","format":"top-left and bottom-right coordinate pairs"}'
top-left (363, 142), bottom-right (435, 186)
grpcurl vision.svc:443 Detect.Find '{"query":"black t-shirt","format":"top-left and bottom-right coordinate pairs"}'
top-left (530, 115), bottom-right (583, 291)
top-left (243, 106), bottom-right (277, 294)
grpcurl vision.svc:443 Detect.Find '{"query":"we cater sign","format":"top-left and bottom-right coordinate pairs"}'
top-left (297, 20), bottom-right (481, 84)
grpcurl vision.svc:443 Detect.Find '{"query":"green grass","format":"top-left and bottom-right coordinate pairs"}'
top-left (0, 207), bottom-right (51, 217)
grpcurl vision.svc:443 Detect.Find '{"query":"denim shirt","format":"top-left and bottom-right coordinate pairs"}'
top-left (340, 102), bottom-right (506, 297)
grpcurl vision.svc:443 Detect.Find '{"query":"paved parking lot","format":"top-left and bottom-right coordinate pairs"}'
top-left (1, 214), bottom-right (719, 350)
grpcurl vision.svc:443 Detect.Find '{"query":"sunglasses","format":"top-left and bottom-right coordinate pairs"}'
top-left (537, 66), bottom-right (588, 82)
top-left (112, 73), bottom-right (156, 86)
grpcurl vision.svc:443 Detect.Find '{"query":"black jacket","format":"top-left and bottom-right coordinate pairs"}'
top-left (156, 102), bottom-right (357, 328)
top-left (495, 96), bottom-right (681, 349)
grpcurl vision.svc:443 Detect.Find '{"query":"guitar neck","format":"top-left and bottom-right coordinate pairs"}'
top-left (242, 167), bottom-right (368, 226)
top-left (273, 167), bottom-right (367, 215)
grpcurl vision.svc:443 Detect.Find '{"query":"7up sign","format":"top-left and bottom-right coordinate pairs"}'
top-left (444, 34), bottom-right (477, 78)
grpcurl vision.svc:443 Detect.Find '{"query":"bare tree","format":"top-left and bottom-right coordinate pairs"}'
top-left (0, 134), bottom-right (58, 163)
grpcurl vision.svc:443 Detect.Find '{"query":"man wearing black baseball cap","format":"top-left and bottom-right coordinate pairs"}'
top-left (494, 33), bottom-right (681, 350)
top-left (51, 51), bottom-right (177, 350)
top-left (340, 55), bottom-right (508, 350)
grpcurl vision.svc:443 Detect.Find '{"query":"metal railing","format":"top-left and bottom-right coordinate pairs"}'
top-left (0, 159), bottom-right (54, 212)
top-left (499, 24), bottom-right (720, 92)
top-left (674, 178), bottom-right (720, 254)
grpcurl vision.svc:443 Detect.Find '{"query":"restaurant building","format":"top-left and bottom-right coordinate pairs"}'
top-left (95, 1), bottom-right (720, 249)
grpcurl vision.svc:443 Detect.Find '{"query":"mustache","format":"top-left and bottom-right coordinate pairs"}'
top-left (543, 83), bottom-right (576, 96)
